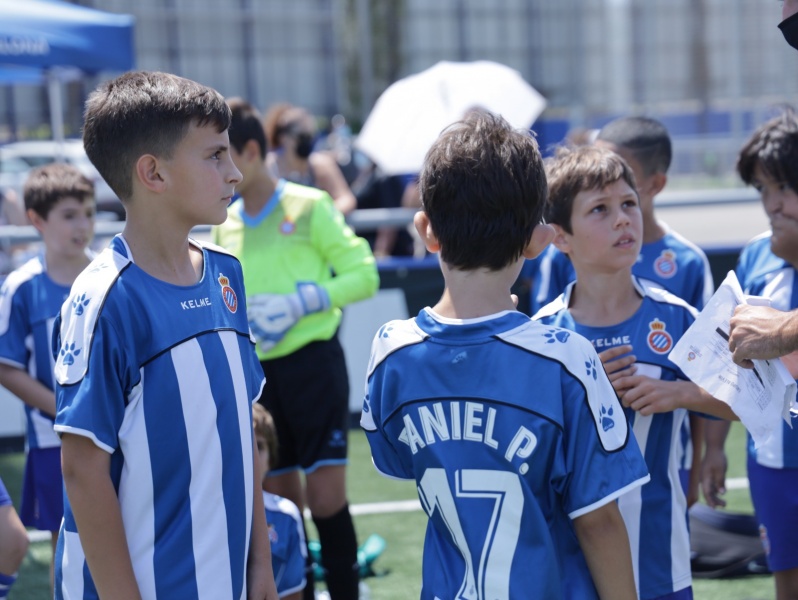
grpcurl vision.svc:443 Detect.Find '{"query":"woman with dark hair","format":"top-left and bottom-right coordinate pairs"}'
top-left (264, 104), bottom-right (357, 215)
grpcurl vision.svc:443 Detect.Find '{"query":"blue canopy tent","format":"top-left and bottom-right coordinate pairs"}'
top-left (0, 0), bottom-right (135, 145)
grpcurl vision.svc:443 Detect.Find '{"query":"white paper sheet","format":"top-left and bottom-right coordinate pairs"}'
top-left (668, 271), bottom-right (796, 448)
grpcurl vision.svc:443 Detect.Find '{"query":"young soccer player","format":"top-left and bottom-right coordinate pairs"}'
top-left (533, 144), bottom-right (736, 600)
top-left (702, 110), bottom-right (798, 600)
top-left (0, 476), bottom-right (28, 600)
top-left (362, 110), bottom-right (650, 600)
top-left (213, 98), bottom-right (378, 600)
top-left (531, 116), bottom-right (714, 505)
top-left (52, 71), bottom-right (278, 600)
top-left (0, 163), bottom-right (95, 590)
top-left (253, 403), bottom-right (307, 600)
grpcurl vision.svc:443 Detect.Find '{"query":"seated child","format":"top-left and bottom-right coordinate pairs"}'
top-left (253, 403), bottom-right (307, 600)
top-left (362, 110), bottom-right (650, 599)
top-left (533, 145), bottom-right (735, 600)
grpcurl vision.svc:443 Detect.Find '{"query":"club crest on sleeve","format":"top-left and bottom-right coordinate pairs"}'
top-left (647, 318), bottom-right (673, 354)
top-left (59, 341), bottom-right (81, 366)
top-left (71, 293), bottom-right (91, 316)
top-left (653, 249), bottom-right (678, 279)
top-left (600, 404), bottom-right (615, 432)
top-left (217, 273), bottom-right (238, 313)
top-left (543, 328), bottom-right (570, 344)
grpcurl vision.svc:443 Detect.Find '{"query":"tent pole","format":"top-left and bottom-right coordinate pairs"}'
top-left (47, 69), bottom-right (65, 161)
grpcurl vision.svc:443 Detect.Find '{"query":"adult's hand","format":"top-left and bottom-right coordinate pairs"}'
top-left (728, 304), bottom-right (798, 367)
top-left (784, 0), bottom-right (798, 21)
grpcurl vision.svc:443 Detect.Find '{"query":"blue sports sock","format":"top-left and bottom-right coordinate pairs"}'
top-left (0, 571), bottom-right (17, 599)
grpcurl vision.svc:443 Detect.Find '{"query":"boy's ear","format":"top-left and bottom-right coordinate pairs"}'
top-left (134, 154), bottom-right (167, 194)
top-left (522, 223), bottom-right (556, 260)
top-left (638, 172), bottom-right (667, 199)
top-left (27, 208), bottom-right (45, 233)
top-left (413, 211), bottom-right (440, 253)
top-left (550, 223), bottom-right (571, 255)
top-left (243, 139), bottom-right (261, 163)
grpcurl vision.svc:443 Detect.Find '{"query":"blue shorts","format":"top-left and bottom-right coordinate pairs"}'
top-left (20, 446), bottom-right (63, 532)
top-left (747, 458), bottom-right (798, 572)
top-left (0, 476), bottom-right (11, 507)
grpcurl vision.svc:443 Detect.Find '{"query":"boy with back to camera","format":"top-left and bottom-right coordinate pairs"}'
top-left (0, 163), bottom-right (95, 591)
top-left (533, 145), bottom-right (736, 600)
top-left (702, 110), bottom-right (798, 600)
top-left (253, 403), bottom-right (307, 600)
top-left (213, 98), bottom-right (378, 600)
top-left (361, 110), bottom-right (650, 600)
top-left (52, 71), bottom-right (278, 600)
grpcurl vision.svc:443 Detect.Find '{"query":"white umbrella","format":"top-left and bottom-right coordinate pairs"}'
top-left (355, 60), bottom-right (547, 176)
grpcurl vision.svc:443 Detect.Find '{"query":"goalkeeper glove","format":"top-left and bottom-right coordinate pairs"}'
top-left (247, 282), bottom-right (330, 352)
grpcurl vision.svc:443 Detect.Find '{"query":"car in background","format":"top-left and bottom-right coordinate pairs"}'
top-left (0, 140), bottom-right (124, 220)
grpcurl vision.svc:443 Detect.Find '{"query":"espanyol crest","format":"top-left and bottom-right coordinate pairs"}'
top-left (646, 318), bottom-right (673, 354)
top-left (218, 273), bottom-right (238, 313)
top-left (654, 249), bottom-right (678, 279)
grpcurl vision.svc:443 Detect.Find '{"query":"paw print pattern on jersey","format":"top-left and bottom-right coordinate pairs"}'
top-left (378, 324), bottom-right (393, 339)
top-left (543, 329), bottom-right (570, 344)
top-left (600, 405), bottom-right (615, 432)
top-left (59, 342), bottom-right (81, 366)
top-left (72, 293), bottom-right (90, 316)
top-left (585, 357), bottom-right (598, 380)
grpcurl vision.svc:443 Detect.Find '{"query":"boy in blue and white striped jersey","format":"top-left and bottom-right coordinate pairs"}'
top-left (533, 144), bottom-right (735, 600)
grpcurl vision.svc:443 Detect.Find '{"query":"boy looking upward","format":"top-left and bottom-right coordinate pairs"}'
top-left (0, 163), bottom-right (95, 591)
top-left (534, 145), bottom-right (735, 600)
top-left (53, 71), bottom-right (278, 600)
top-left (362, 111), bottom-right (649, 600)
top-left (531, 116), bottom-right (713, 505)
top-left (703, 110), bottom-right (798, 600)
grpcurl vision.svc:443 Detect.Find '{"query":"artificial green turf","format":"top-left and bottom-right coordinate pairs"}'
top-left (0, 421), bottom-right (776, 599)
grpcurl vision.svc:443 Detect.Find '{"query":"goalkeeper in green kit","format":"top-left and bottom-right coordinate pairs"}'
top-left (212, 98), bottom-right (379, 600)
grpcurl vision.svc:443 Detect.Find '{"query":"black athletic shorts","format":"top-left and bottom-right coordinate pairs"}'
top-left (258, 336), bottom-right (350, 474)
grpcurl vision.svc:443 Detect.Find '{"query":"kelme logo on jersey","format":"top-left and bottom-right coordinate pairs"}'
top-left (218, 273), bottom-right (238, 313)
top-left (646, 318), bottom-right (673, 354)
top-left (654, 249), bottom-right (678, 279)
top-left (279, 218), bottom-right (296, 235)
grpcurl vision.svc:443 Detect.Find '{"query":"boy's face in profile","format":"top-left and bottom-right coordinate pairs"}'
top-left (558, 179), bottom-right (642, 273)
top-left (752, 163), bottom-right (798, 265)
top-left (162, 122), bottom-right (242, 226)
top-left (29, 196), bottom-right (95, 260)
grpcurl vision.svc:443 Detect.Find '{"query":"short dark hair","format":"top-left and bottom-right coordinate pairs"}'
top-left (24, 163), bottom-right (94, 219)
top-left (737, 110), bottom-right (798, 193)
top-left (544, 145), bottom-right (638, 234)
top-left (83, 71), bottom-right (231, 201)
top-left (252, 403), bottom-right (278, 472)
top-left (596, 116), bottom-right (672, 177)
top-left (419, 110), bottom-right (547, 271)
top-left (227, 97), bottom-right (268, 160)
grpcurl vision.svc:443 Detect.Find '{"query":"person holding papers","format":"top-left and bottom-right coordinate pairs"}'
top-left (703, 110), bottom-right (798, 600)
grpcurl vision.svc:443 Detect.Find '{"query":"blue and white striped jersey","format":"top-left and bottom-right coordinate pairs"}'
top-left (529, 227), bottom-right (714, 314)
top-left (0, 255), bottom-right (70, 449)
top-left (264, 492), bottom-right (307, 598)
top-left (53, 235), bottom-right (265, 600)
top-left (736, 232), bottom-right (798, 469)
top-left (534, 277), bottom-right (697, 599)
top-left (362, 308), bottom-right (649, 600)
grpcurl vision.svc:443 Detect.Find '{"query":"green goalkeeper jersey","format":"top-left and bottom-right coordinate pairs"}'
top-left (212, 180), bottom-right (379, 360)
